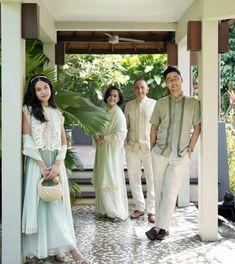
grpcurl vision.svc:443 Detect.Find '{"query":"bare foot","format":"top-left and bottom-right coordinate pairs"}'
top-left (70, 247), bottom-right (89, 263)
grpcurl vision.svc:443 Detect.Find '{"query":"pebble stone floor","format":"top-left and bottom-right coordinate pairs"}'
top-left (24, 204), bottom-right (235, 264)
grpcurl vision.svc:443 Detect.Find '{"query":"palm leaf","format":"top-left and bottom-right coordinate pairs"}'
top-left (62, 110), bottom-right (81, 128)
top-left (55, 92), bottom-right (81, 108)
top-left (66, 98), bottom-right (109, 134)
top-left (55, 90), bottom-right (109, 133)
top-left (65, 148), bottom-right (84, 170)
top-left (26, 53), bottom-right (48, 79)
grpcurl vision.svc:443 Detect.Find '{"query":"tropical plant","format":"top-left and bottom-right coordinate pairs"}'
top-left (226, 114), bottom-right (235, 192)
top-left (58, 53), bottom-right (168, 106)
top-left (220, 23), bottom-right (235, 114)
top-left (120, 54), bottom-right (168, 101)
top-left (58, 54), bottom-right (130, 106)
top-left (225, 90), bottom-right (235, 192)
top-left (219, 23), bottom-right (235, 191)
top-left (54, 82), bottom-right (109, 134)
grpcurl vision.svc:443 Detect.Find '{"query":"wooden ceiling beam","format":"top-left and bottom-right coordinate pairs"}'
top-left (65, 48), bottom-right (167, 54)
top-left (56, 30), bottom-right (173, 54)
top-left (57, 32), bottom-right (174, 42)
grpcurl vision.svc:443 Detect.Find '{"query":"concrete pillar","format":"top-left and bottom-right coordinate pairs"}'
top-left (177, 37), bottom-right (191, 207)
top-left (198, 20), bottom-right (218, 241)
top-left (43, 43), bottom-right (57, 72)
top-left (178, 37), bottom-right (190, 96)
top-left (1, 2), bottom-right (25, 263)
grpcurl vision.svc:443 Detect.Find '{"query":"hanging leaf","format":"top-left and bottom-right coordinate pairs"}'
top-left (154, 75), bottom-right (161, 85)
top-left (65, 100), bottom-right (109, 134)
top-left (147, 78), bottom-right (155, 85)
top-left (144, 65), bottom-right (154, 73)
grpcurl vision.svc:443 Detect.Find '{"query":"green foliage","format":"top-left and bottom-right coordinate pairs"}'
top-left (220, 23), bottom-right (235, 113)
top-left (226, 113), bottom-right (235, 192)
top-left (64, 148), bottom-right (84, 171)
top-left (120, 54), bottom-right (168, 101)
top-left (59, 55), bottom-right (130, 106)
top-left (25, 40), bottom-right (50, 80)
top-left (54, 84), bottom-right (109, 133)
top-left (58, 54), bottom-right (168, 105)
top-left (68, 180), bottom-right (81, 204)
top-left (220, 24), bottom-right (235, 191)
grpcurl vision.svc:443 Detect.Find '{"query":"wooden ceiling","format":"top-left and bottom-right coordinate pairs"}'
top-left (57, 31), bottom-right (175, 54)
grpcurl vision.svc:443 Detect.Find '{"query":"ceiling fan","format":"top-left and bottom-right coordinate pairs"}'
top-left (104, 33), bottom-right (144, 44)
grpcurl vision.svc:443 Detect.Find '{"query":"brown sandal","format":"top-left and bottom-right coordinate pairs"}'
top-left (130, 210), bottom-right (144, 219)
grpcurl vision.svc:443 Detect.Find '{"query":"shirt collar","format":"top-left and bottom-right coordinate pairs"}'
top-left (170, 93), bottom-right (184, 102)
top-left (136, 96), bottom-right (147, 104)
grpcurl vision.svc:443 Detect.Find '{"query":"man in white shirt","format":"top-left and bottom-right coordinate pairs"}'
top-left (124, 79), bottom-right (156, 223)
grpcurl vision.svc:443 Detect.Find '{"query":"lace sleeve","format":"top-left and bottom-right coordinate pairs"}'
top-left (22, 105), bottom-right (31, 125)
top-left (58, 110), bottom-right (65, 126)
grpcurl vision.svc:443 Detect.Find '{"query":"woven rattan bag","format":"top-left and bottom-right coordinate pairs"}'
top-left (38, 176), bottom-right (63, 202)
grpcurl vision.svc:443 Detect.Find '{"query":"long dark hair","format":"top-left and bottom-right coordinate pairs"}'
top-left (23, 75), bottom-right (57, 122)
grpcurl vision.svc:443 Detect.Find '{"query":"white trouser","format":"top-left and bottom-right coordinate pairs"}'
top-left (151, 151), bottom-right (190, 231)
top-left (126, 149), bottom-right (155, 214)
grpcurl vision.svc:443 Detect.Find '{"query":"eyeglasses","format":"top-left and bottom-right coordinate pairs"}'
top-left (166, 76), bottom-right (180, 84)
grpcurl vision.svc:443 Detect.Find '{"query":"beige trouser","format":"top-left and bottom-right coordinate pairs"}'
top-left (151, 151), bottom-right (190, 231)
top-left (126, 149), bottom-right (155, 214)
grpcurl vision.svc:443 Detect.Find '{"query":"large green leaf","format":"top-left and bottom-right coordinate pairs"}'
top-left (26, 53), bottom-right (48, 79)
top-left (55, 88), bottom-right (109, 133)
top-left (62, 110), bottom-right (81, 128)
top-left (65, 148), bottom-right (84, 170)
top-left (55, 92), bottom-right (81, 108)
top-left (65, 98), bottom-right (109, 134)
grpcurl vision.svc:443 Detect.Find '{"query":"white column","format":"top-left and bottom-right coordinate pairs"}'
top-left (1, 2), bottom-right (25, 263)
top-left (198, 20), bottom-right (218, 241)
top-left (178, 37), bottom-right (190, 96)
top-left (177, 37), bottom-right (190, 207)
top-left (43, 43), bottom-right (56, 71)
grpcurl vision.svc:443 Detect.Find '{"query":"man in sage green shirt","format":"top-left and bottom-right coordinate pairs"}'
top-left (145, 66), bottom-right (201, 241)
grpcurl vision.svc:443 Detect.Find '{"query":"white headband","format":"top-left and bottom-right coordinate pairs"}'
top-left (30, 75), bottom-right (48, 83)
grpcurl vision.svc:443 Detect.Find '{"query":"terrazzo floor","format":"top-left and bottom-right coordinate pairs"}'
top-left (25, 204), bottom-right (235, 264)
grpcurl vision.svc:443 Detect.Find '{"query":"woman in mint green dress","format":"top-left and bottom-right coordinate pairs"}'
top-left (92, 86), bottom-right (128, 221)
top-left (22, 75), bottom-right (88, 264)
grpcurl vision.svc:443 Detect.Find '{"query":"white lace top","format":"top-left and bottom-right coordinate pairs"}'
top-left (23, 105), bottom-right (64, 151)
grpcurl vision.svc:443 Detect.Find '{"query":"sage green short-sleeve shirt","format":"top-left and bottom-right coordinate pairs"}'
top-left (150, 94), bottom-right (201, 157)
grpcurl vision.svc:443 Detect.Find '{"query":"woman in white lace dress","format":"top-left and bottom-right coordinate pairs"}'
top-left (22, 75), bottom-right (88, 264)
top-left (92, 86), bottom-right (128, 221)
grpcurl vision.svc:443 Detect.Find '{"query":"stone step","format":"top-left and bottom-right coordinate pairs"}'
top-left (70, 169), bottom-right (202, 203)
top-left (72, 180), bottom-right (147, 193)
top-left (71, 169), bottom-right (197, 186)
top-left (70, 172), bottom-right (147, 200)
top-left (70, 175), bottom-right (147, 185)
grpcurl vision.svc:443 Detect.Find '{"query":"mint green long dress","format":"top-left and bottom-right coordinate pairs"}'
top-left (22, 106), bottom-right (77, 259)
top-left (92, 105), bottom-right (128, 220)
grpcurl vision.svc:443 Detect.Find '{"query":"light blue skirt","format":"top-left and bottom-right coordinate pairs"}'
top-left (22, 150), bottom-right (76, 258)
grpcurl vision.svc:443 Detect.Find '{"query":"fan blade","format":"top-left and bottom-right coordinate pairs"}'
top-left (104, 33), bottom-right (112, 37)
top-left (119, 37), bottom-right (144, 43)
top-left (104, 33), bottom-right (119, 44)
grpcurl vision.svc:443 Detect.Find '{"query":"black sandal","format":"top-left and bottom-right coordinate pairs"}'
top-left (145, 227), bottom-right (158, 240)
